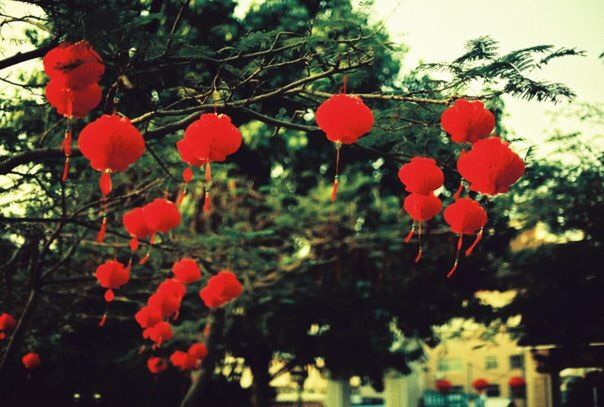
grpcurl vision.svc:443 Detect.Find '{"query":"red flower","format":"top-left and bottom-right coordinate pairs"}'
top-left (123, 207), bottom-right (153, 251)
top-left (45, 81), bottom-right (101, 118)
top-left (170, 350), bottom-right (199, 371)
top-left (142, 198), bottom-right (181, 234)
top-left (472, 378), bottom-right (489, 392)
top-left (199, 270), bottom-right (243, 308)
top-left (403, 193), bottom-right (442, 221)
top-left (181, 113), bottom-right (242, 163)
top-left (43, 41), bottom-right (104, 89)
top-left (147, 357), bottom-right (168, 374)
top-left (457, 137), bottom-right (525, 195)
top-left (444, 198), bottom-right (487, 235)
top-left (315, 94), bottom-right (374, 144)
top-left (142, 321), bottom-right (173, 345)
top-left (188, 343), bottom-right (208, 360)
top-left (134, 305), bottom-right (163, 329)
top-left (95, 260), bottom-right (130, 302)
top-left (441, 99), bottom-right (495, 143)
top-left (172, 258), bottom-right (202, 285)
top-left (22, 352), bottom-right (41, 370)
top-left (398, 157), bottom-right (444, 195)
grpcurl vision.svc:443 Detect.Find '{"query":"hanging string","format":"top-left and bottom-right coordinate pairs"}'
top-left (96, 171), bottom-right (112, 242)
top-left (446, 234), bottom-right (464, 278)
top-left (404, 222), bottom-right (416, 243)
top-left (465, 227), bottom-right (484, 257)
top-left (203, 161), bottom-right (212, 213)
top-left (61, 89), bottom-right (74, 182)
top-left (414, 222), bottom-right (423, 263)
top-left (453, 180), bottom-right (464, 200)
top-left (331, 142), bottom-right (342, 202)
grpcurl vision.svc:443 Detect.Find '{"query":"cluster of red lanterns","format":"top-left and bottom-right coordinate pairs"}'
top-left (43, 41), bottom-right (105, 181)
top-left (169, 342), bottom-right (208, 371)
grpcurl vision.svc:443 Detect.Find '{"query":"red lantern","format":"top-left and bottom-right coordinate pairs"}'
top-left (435, 379), bottom-right (452, 393)
top-left (142, 321), bottom-right (173, 347)
top-left (441, 99), bottom-right (495, 144)
top-left (147, 357), bottom-right (168, 375)
top-left (170, 350), bottom-right (199, 371)
top-left (402, 193), bottom-right (442, 263)
top-left (148, 279), bottom-right (186, 320)
top-left (509, 376), bottom-right (526, 388)
top-left (457, 137), bottom-right (525, 195)
top-left (178, 113), bottom-right (242, 211)
top-left (199, 270), bottom-right (243, 309)
top-left (444, 198), bottom-right (487, 277)
top-left (315, 92), bottom-right (374, 201)
top-left (172, 258), bottom-right (202, 285)
top-left (43, 41), bottom-right (104, 182)
top-left (188, 343), bottom-right (208, 360)
top-left (134, 305), bottom-right (163, 329)
top-left (95, 260), bottom-right (130, 303)
top-left (78, 115), bottom-right (145, 242)
top-left (472, 378), bottom-right (489, 392)
top-left (123, 207), bottom-right (153, 254)
top-left (22, 352), bottom-right (41, 370)
top-left (398, 157), bottom-right (444, 195)
top-left (0, 313), bottom-right (16, 340)
top-left (138, 198), bottom-right (181, 264)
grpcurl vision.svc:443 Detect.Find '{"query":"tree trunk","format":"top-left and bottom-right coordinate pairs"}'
top-left (249, 350), bottom-right (273, 407)
top-left (181, 309), bottom-right (225, 407)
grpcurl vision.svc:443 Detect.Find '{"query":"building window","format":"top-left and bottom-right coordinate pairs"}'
top-left (510, 354), bottom-right (524, 369)
top-left (485, 384), bottom-right (501, 397)
top-left (485, 356), bottom-right (498, 370)
top-left (436, 358), bottom-right (463, 372)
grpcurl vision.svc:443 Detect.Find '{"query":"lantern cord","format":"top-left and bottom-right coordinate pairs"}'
top-left (331, 142), bottom-right (342, 202)
top-left (61, 91), bottom-right (74, 182)
top-left (203, 161), bottom-right (212, 213)
top-left (404, 222), bottom-right (415, 243)
top-left (465, 228), bottom-right (484, 257)
top-left (453, 181), bottom-right (464, 200)
top-left (139, 234), bottom-right (155, 265)
top-left (414, 222), bottom-right (423, 263)
top-left (446, 234), bottom-right (464, 278)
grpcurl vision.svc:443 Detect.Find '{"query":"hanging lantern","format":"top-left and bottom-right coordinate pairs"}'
top-left (472, 378), bottom-right (489, 392)
top-left (137, 198), bottom-right (181, 264)
top-left (22, 352), bottom-right (41, 370)
top-left (123, 207), bottom-right (154, 256)
top-left (441, 99), bottom-right (495, 144)
top-left (0, 313), bottom-right (16, 340)
top-left (435, 379), bottom-right (452, 393)
top-left (148, 279), bottom-right (186, 320)
top-left (178, 113), bottom-right (242, 212)
top-left (43, 41), bottom-right (104, 182)
top-left (170, 350), bottom-right (199, 371)
top-left (315, 92), bottom-right (374, 201)
top-left (188, 343), bottom-right (208, 360)
top-left (95, 259), bottom-right (130, 327)
top-left (142, 321), bottom-right (173, 348)
top-left (147, 357), bottom-right (168, 375)
top-left (402, 193), bottom-right (443, 263)
top-left (457, 137), bottom-right (525, 195)
top-left (443, 198), bottom-right (487, 278)
top-left (398, 157), bottom-right (444, 195)
top-left (134, 305), bottom-right (163, 329)
top-left (172, 258), bottom-right (202, 284)
top-left (509, 376), bottom-right (526, 388)
top-left (78, 115), bottom-right (145, 242)
top-left (199, 270), bottom-right (243, 309)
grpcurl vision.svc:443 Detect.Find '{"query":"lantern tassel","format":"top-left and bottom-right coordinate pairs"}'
top-left (465, 228), bottom-right (484, 257)
top-left (96, 216), bottom-right (107, 243)
top-left (203, 162), bottom-right (212, 213)
top-left (331, 142), bottom-right (342, 202)
top-left (404, 222), bottom-right (416, 243)
top-left (129, 236), bottom-right (139, 252)
top-left (104, 289), bottom-right (115, 302)
top-left (99, 312), bottom-right (107, 327)
top-left (139, 234), bottom-right (155, 265)
top-left (414, 222), bottom-right (423, 263)
top-left (139, 344), bottom-right (146, 354)
top-left (453, 181), bottom-right (464, 200)
top-left (99, 171), bottom-right (112, 197)
top-left (61, 130), bottom-right (72, 182)
top-left (176, 187), bottom-right (187, 206)
top-left (446, 234), bottom-right (464, 278)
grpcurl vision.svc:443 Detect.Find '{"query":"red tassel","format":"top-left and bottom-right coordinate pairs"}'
top-left (453, 181), bottom-right (464, 200)
top-left (96, 217), bottom-right (107, 243)
top-left (176, 188), bottom-right (186, 206)
top-left (447, 234), bottom-right (464, 278)
top-left (465, 228), bottom-right (484, 257)
top-left (129, 237), bottom-right (139, 252)
top-left (331, 142), bottom-right (342, 202)
top-left (414, 247), bottom-right (423, 263)
top-left (139, 234), bottom-right (154, 265)
top-left (173, 310), bottom-right (179, 321)
top-left (139, 345), bottom-right (146, 354)
top-left (203, 191), bottom-right (211, 213)
top-left (65, 88), bottom-right (73, 118)
top-left (330, 179), bottom-right (339, 202)
top-left (414, 222), bottom-right (423, 263)
top-left (404, 223), bottom-right (415, 243)
top-left (99, 312), bottom-right (107, 327)
top-left (61, 156), bottom-right (70, 182)
top-left (104, 289), bottom-right (115, 302)
top-left (61, 130), bottom-right (72, 182)
top-left (204, 162), bottom-right (212, 213)
top-left (99, 171), bottom-right (112, 197)
top-left (183, 166), bottom-right (193, 183)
